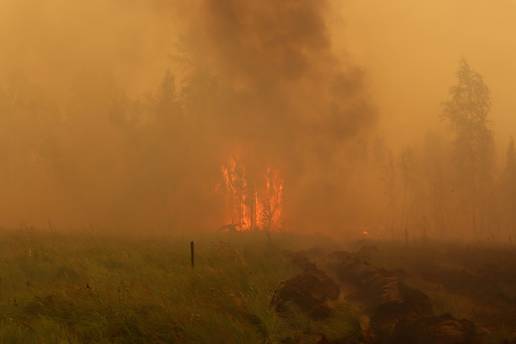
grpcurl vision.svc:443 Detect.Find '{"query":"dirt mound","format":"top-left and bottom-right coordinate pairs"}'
top-left (325, 250), bottom-right (490, 343)
top-left (390, 314), bottom-right (482, 344)
top-left (280, 332), bottom-right (330, 344)
top-left (272, 259), bottom-right (340, 320)
top-left (329, 251), bottom-right (432, 313)
top-left (329, 250), bottom-right (448, 341)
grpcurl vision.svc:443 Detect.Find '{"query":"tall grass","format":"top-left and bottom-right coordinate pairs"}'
top-left (0, 230), bottom-right (358, 343)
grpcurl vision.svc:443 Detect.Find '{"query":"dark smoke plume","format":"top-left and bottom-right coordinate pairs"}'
top-left (184, 0), bottom-right (376, 231)
top-left (0, 0), bottom-right (375, 233)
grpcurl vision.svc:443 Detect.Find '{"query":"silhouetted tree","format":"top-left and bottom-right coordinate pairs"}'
top-left (505, 138), bottom-right (516, 178)
top-left (421, 131), bottom-right (452, 237)
top-left (499, 138), bottom-right (516, 237)
top-left (442, 59), bottom-right (494, 235)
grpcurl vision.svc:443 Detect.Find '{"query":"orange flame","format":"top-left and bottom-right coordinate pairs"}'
top-left (220, 157), bottom-right (284, 231)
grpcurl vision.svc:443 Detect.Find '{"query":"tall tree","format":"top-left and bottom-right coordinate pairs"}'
top-left (500, 138), bottom-right (516, 237)
top-left (442, 59), bottom-right (494, 235)
top-left (505, 137), bottom-right (516, 178)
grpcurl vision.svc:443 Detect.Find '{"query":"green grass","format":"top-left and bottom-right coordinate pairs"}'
top-left (0, 230), bottom-right (359, 343)
top-left (2, 231), bottom-right (515, 342)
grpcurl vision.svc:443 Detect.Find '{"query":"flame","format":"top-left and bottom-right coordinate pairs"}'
top-left (220, 157), bottom-right (284, 231)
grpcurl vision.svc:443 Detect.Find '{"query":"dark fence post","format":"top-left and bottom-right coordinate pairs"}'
top-left (190, 241), bottom-right (195, 268)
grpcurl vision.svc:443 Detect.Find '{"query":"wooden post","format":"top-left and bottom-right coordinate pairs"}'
top-left (190, 241), bottom-right (195, 268)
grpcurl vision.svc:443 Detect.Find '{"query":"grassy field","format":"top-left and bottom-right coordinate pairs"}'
top-left (0, 230), bottom-right (514, 343)
top-left (0, 230), bottom-right (361, 343)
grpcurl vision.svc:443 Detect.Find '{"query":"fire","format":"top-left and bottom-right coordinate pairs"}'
top-left (220, 157), bottom-right (284, 231)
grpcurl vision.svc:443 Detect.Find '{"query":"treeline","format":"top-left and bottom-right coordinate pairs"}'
top-left (0, 71), bottom-right (228, 230)
top-left (371, 60), bottom-right (515, 242)
top-left (0, 59), bottom-right (514, 240)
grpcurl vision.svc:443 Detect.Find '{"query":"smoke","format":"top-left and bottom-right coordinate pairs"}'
top-left (191, 0), bottom-right (373, 145)
top-left (0, 0), bottom-right (375, 232)
top-left (182, 0), bottom-right (376, 231)
top-left (3, 0), bottom-right (516, 239)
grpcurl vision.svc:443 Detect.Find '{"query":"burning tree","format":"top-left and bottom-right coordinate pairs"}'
top-left (220, 157), bottom-right (284, 231)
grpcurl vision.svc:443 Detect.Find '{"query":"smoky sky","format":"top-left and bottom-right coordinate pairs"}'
top-left (1, 0), bottom-right (515, 236)
top-left (0, 0), bottom-right (376, 232)
top-left (184, 0), bottom-right (376, 231)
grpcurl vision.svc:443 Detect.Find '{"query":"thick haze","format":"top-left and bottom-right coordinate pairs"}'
top-left (0, 0), bottom-right (515, 238)
top-left (340, 0), bottom-right (516, 148)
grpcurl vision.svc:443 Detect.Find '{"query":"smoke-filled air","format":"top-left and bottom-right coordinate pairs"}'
top-left (1, 0), bottom-right (515, 239)
top-left (1, 1), bottom-right (516, 342)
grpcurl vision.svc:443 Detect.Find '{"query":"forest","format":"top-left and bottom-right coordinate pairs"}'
top-left (1, 0), bottom-right (516, 342)
top-left (1, 57), bottom-right (514, 242)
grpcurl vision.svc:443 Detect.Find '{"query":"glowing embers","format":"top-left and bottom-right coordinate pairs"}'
top-left (220, 157), bottom-right (284, 231)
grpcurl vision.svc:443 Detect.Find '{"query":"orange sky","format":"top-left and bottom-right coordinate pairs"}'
top-left (1, 0), bottom-right (514, 149)
top-left (339, 0), bottom-right (516, 149)
top-left (0, 0), bottom-right (515, 230)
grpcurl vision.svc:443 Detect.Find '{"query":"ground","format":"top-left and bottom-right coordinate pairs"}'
top-left (0, 230), bottom-right (513, 343)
